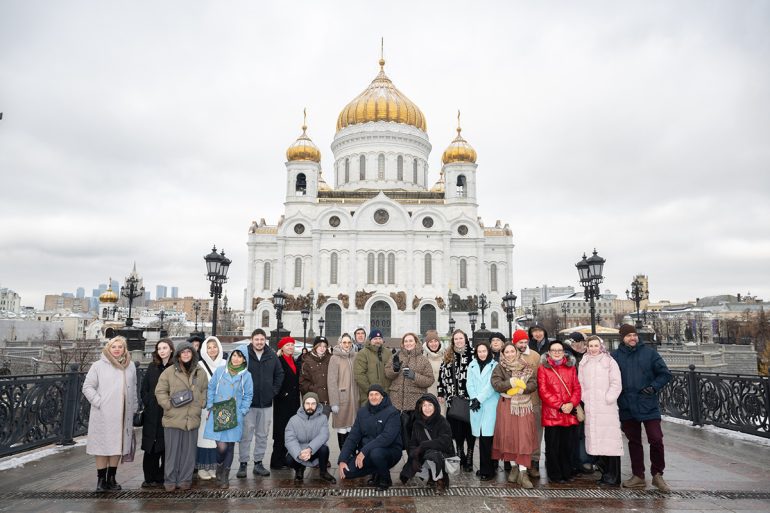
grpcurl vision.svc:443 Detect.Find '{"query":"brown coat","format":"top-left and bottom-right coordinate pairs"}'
top-left (384, 345), bottom-right (435, 411)
top-left (299, 350), bottom-right (331, 404)
top-left (327, 345), bottom-right (359, 429)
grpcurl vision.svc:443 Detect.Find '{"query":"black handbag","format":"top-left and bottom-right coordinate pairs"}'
top-left (133, 409), bottom-right (144, 427)
top-left (170, 371), bottom-right (197, 408)
top-left (446, 396), bottom-right (470, 424)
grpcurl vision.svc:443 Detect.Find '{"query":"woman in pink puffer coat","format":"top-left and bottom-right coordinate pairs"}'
top-left (578, 335), bottom-right (623, 486)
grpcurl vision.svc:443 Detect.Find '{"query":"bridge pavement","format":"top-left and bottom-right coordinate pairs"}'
top-left (0, 420), bottom-right (768, 512)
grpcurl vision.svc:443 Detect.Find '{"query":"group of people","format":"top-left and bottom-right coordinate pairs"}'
top-left (81, 321), bottom-right (672, 492)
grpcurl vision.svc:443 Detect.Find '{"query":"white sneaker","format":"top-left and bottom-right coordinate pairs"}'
top-left (198, 469), bottom-right (213, 480)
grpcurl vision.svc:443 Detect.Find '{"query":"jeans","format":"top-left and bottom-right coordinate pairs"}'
top-left (621, 419), bottom-right (665, 477)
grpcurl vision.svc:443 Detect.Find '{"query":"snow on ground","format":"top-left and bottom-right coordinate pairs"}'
top-left (663, 415), bottom-right (770, 447)
top-left (0, 438), bottom-right (87, 471)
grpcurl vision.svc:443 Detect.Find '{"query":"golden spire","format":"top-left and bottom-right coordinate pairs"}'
top-left (286, 109), bottom-right (321, 163)
top-left (379, 37), bottom-right (385, 69)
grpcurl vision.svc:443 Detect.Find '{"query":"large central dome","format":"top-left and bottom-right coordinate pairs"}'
top-left (336, 58), bottom-right (427, 133)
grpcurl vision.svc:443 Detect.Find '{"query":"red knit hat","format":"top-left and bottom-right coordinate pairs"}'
top-left (512, 329), bottom-right (529, 344)
top-left (278, 336), bottom-right (296, 349)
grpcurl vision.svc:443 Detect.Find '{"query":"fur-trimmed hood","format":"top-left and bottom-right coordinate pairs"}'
top-left (539, 351), bottom-right (577, 369)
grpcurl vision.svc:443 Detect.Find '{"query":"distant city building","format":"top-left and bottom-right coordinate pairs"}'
top-left (171, 287), bottom-right (179, 299)
top-left (43, 295), bottom-right (91, 313)
top-left (539, 292), bottom-right (621, 331)
top-left (62, 292), bottom-right (74, 298)
top-left (144, 291), bottom-right (151, 301)
top-left (156, 285), bottom-right (167, 300)
top-left (111, 279), bottom-right (120, 294)
top-left (520, 285), bottom-right (575, 307)
top-left (152, 296), bottom-right (211, 323)
top-left (97, 284), bottom-right (107, 296)
top-left (0, 286), bottom-right (22, 313)
top-left (76, 287), bottom-right (85, 299)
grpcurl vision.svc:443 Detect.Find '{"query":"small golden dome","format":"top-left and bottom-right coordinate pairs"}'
top-left (430, 170), bottom-right (446, 192)
top-left (336, 58), bottom-right (426, 133)
top-left (286, 111), bottom-right (321, 163)
top-left (99, 280), bottom-right (118, 303)
top-left (441, 112), bottom-right (477, 165)
top-left (318, 171), bottom-right (331, 191)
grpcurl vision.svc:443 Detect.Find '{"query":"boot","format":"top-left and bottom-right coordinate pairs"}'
top-left (518, 468), bottom-right (534, 489)
top-left (622, 475), bottom-right (646, 489)
top-left (457, 445), bottom-right (467, 471)
top-left (215, 464), bottom-right (225, 485)
top-left (507, 465), bottom-right (519, 483)
top-left (320, 469), bottom-right (337, 484)
top-left (294, 467), bottom-right (305, 482)
top-left (96, 468), bottom-right (109, 492)
top-left (236, 462), bottom-right (247, 478)
top-left (651, 473), bottom-right (671, 492)
top-left (528, 460), bottom-right (540, 478)
top-left (219, 467), bottom-right (230, 490)
top-left (106, 467), bottom-right (121, 491)
top-left (463, 444), bottom-right (474, 473)
top-left (439, 472), bottom-right (450, 489)
top-left (253, 461), bottom-right (270, 476)
top-left (598, 456), bottom-right (621, 487)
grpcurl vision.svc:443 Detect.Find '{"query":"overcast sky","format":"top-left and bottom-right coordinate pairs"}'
top-left (1, 1), bottom-right (769, 309)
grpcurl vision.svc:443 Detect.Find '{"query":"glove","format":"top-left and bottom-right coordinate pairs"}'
top-left (403, 368), bottom-right (416, 380)
top-left (640, 386), bottom-right (656, 396)
top-left (469, 398), bottom-right (481, 412)
top-left (331, 405), bottom-right (340, 414)
top-left (391, 354), bottom-right (401, 373)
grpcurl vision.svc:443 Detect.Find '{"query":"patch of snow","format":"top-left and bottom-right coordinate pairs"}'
top-left (663, 416), bottom-right (770, 447)
top-left (0, 438), bottom-right (87, 471)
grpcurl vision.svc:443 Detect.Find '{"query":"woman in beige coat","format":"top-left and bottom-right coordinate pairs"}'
top-left (327, 333), bottom-right (358, 450)
top-left (82, 336), bottom-right (138, 492)
top-left (155, 341), bottom-right (209, 491)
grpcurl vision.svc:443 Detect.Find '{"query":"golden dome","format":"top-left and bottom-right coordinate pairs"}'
top-left (286, 111), bottom-right (321, 163)
top-left (441, 112), bottom-right (477, 165)
top-left (336, 58), bottom-right (426, 133)
top-left (99, 280), bottom-right (118, 303)
top-left (318, 171), bottom-right (331, 191)
top-left (430, 169), bottom-right (445, 192)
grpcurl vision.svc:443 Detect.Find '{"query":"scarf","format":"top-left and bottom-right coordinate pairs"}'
top-left (477, 356), bottom-right (491, 373)
top-left (283, 353), bottom-right (297, 374)
top-left (228, 361), bottom-right (247, 375)
top-left (499, 351), bottom-right (534, 416)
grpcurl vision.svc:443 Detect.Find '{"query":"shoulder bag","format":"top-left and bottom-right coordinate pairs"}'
top-left (211, 373), bottom-right (239, 432)
top-left (170, 370), bottom-right (197, 408)
top-left (423, 427), bottom-right (460, 475)
top-left (445, 359), bottom-right (471, 424)
top-left (550, 367), bottom-right (585, 422)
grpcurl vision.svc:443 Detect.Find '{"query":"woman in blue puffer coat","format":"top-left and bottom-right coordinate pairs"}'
top-left (203, 348), bottom-right (253, 489)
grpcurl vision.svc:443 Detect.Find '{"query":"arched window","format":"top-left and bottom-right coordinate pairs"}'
top-left (456, 175), bottom-right (466, 197)
top-left (330, 253), bottom-right (338, 285)
top-left (459, 258), bottom-right (467, 289)
top-left (344, 158), bottom-right (350, 183)
top-left (367, 253), bottom-right (375, 284)
top-left (377, 252), bottom-right (385, 284)
top-left (490, 263), bottom-right (498, 292)
top-left (424, 253), bottom-right (432, 285)
top-left (263, 262), bottom-right (271, 291)
top-left (325, 304), bottom-right (342, 337)
top-left (491, 311), bottom-right (499, 329)
top-left (296, 173), bottom-right (307, 195)
top-left (378, 153), bottom-right (385, 179)
top-left (397, 156), bottom-right (403, 180)
top-left (420, 304), bottom-right (437, 334)
top-left (387, 253), bottom-right (395, 284)
top-left (261, 310), bottom-right (270, 327)
top-left (359, 155), bottom-right (366, 180)
top-left (294, 257), bottom-right (302, 287)
top-left (413, 159), bottom-right (418, 183)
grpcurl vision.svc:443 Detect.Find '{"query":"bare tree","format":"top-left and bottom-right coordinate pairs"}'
top-left (44, 330), bottom-right (98, 373)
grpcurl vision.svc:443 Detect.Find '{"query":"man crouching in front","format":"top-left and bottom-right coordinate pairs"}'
top-left (337, 384), bottom-right (402, 490)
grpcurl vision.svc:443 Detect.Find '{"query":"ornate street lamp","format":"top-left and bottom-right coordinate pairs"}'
top-left (120, 274), bottom-right (144, 328)
top-left (307, 288), bottom-right (316, 339)
top-left (448, 317), bottom-right (456, 334)
top-left (479, 293), bottom-right (488, 330)
top-left (626, 278), bottom-right (649, 329)
top-left (272, 288), bottom-right (287, 330)
top-left (531, 298), bottom-right (538, 323)
top-left (204, 245), bottom-right (230, 336)
top-left (301, 309), bottom-right (310, 350)
top-left (502, 291), bottom-right (517, 340)
top-left (318, 317), bottom-right (325, 337)
top-left (192, 300), bottom-right (201, 331)
top-left (468, 310), bottom-right (478, 337)
top-left (157, 309), bottom-right (166, 330)
top-left (576, 248), bottom-right (606, 336)
top-left (561, 302), bottom-right (568, 330)
top-left (447, 288), bottom-right (454, 336)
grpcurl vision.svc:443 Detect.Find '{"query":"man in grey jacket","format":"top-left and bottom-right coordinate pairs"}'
top-left (285, 392), bottom-right (336, 483)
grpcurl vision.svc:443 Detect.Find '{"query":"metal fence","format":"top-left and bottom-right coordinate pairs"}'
top-left (0, 363), bottom-right (146, 458)
top-left (659, 364), bottom-right (770, 438)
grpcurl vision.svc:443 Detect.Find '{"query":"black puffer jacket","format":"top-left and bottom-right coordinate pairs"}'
top-left (409, 394), bottom-right (455, 457)
top-left (528, 324), bottom-right (551, 354)
top-left (244, 343), bottom-right (284, 408)
top-left (140, 360), bottom-right (172, 453)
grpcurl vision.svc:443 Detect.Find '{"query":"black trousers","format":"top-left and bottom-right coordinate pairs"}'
top-left (448, 417), bottom-right (475, 454)
top-left (285, 445), bottom-right (330, 472)
top-left (400, 449), bottom-right (446, 481)
top-left (142, 450), bottom-right (164, 484)
top-left (545, 426), bottom-right (574, 481)
top-left (478, 436), bottom-right (495, 477)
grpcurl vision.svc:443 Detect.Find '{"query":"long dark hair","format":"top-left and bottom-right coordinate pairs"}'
top-left (152, 338), bottom-right (175, 366)
top-left (443, 329), bottom-right (469, 365)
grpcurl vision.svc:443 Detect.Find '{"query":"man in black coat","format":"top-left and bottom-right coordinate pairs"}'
top-left (399, 394), bottom-right (455, 487)
top-left (236, 329), bottom-right (284, 478)
top-left (338, 384), bottom-right (403, 490)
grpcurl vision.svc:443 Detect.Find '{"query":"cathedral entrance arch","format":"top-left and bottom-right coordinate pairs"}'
top-left (419, 304), bottom-right (436, 335)
top-left (325, 304), bottom-right (342, 338)
top-left (370, 301), bottom-right (391, 338)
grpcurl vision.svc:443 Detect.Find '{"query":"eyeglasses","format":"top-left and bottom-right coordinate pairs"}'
top-left (549, 349), bottom-right (564, 354)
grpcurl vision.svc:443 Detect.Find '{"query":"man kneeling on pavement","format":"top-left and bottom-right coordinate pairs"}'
top-left (338, 384), bottom-right (402, 490)
top-left (284, 392), bottom-right (337, 483)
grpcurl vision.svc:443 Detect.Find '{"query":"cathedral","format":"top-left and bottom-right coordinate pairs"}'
top-left (244, 56), bottom-right (514, 339)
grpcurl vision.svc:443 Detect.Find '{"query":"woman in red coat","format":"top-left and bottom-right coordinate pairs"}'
top-left (537, 340), bottom-right (581, 483)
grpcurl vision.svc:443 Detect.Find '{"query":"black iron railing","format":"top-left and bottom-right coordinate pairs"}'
top-left (0, 363), bottom-right (146, 457)
top-left (660, 365), bottom-right (770, 438)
